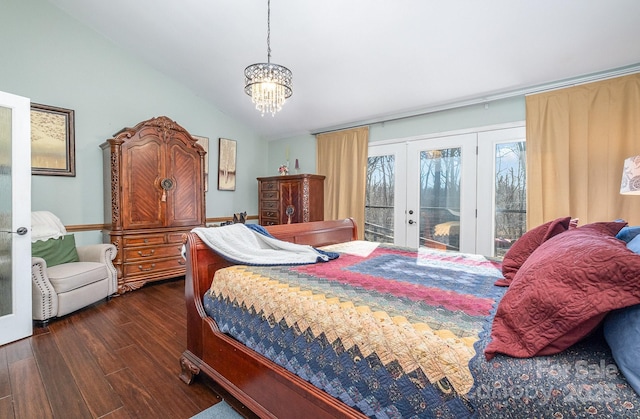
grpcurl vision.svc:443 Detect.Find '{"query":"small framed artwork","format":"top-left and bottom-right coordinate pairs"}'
top-left (30, 103), bottom-right (75, 176)
top-left (218, 138), bottom-right (236, 191)
top-left (192, 135), bottom-right (209, 191)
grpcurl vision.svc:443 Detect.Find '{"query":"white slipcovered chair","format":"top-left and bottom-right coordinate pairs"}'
top-left (31, 211), bottom-right (117, 326)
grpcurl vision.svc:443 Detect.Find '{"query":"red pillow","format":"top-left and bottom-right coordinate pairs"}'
top-left (495, 216), bottom-right (571, 286)
top-left (485, 221), bottom-right (639, 360)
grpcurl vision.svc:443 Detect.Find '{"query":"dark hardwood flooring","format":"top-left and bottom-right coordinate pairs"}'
top-left (0, 278), bottom-right (258, 419)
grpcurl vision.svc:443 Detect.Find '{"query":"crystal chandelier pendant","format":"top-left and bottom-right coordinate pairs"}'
top-left (244, 0), bottom-right (292, 116)
top-left (244, 62), bottom-right (292, 117)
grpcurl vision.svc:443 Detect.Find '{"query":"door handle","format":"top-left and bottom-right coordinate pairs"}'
top-left (0, 227), bottom-right (28, 235)
top-left (408, 220), bottom-right (415, 225)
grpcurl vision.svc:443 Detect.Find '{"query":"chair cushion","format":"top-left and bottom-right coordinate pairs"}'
top-left (32, 234), bottom-right (80, 267)
top-left (46, 262), bottom-right (109, 293)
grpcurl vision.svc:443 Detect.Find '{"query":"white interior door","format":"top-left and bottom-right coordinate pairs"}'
top-left (0, 91), bottom-right (32, 346)
top-left (406, 134), bottom-right (477, 252)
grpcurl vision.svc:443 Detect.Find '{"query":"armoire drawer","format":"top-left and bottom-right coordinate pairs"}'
top-left (167, 231), bottom-right (188, 243)
top-left (123, 233), bottom-right (166, 247)
top-left (123, 257), bottom-right (186, 277)
top-left (123, 243), bottom-right (183, 262)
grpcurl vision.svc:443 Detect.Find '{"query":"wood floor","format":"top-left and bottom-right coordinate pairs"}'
top-left (0, 278), bottom-right (257, 419)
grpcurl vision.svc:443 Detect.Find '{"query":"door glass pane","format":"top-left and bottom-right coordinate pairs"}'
top-left (0, 106), bottom-right (12, 316)
top-left (365, 155), bottom-right (395, 243)
top-left (420, 148), bottom-right (461, 250)
top-left (494, 141), bottom-right (527, 257)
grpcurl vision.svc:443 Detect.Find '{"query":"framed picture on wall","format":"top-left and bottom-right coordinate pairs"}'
top-left (30, 103), bottom-right (75, 176)
top-left (218, 138), bottom-right (236, 191)
top-left (193, 135), bottom-right (209, 191)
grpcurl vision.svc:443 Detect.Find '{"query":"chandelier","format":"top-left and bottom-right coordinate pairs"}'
top-left (244, 0), bottom-right (292, 117)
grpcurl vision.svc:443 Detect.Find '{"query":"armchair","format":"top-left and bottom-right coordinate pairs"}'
top-left (31, 211), bottom-right (117, 326)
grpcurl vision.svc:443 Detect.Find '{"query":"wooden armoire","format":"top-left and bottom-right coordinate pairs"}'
top-left (257, 174), bottom-right (325, 226)
top-left (101, 116), bottom-right (206, 293)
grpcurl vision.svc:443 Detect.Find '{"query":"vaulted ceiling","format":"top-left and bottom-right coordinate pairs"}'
top-left (47, 0), bottom-right (640, 139)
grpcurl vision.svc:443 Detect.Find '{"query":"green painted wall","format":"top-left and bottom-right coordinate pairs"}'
top-left (1, 0), bottom-right (266, 245)
top-left (268, 96), bottom-right (526, 176)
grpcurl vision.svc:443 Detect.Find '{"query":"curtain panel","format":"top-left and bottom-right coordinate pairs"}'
top-left (316, 126), bottom-right (369, 239)
top-left (526, 73), bottom-right (640, 228)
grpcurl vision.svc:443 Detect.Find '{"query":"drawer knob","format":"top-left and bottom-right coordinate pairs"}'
top-left (137, 249), bottom-right (155, 257)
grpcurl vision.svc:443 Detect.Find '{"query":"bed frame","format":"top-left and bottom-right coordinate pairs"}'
top-left (179, 218), bottom-right (365, 418)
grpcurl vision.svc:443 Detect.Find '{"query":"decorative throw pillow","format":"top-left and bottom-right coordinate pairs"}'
top-left (617, 225), bottom-right (640, 243)
top-left (495, 216), bottom-right (571, 287)
top-left (628, 234), bottom-right (640, 254)
top-left (32, 234), bottom-right (80, 267)
top-left (485, 221), bottom-right (640, 360)
top-left (604, 304), bottom-right (640, 396)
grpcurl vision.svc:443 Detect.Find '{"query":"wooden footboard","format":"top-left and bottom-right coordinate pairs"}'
top-left (180, 219), bottom-right (364, 418)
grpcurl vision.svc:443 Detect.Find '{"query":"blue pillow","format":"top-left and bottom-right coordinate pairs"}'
top-left (628, 234), bottom-right (640, 254)
top-left (604, 304), bottom-right (640, 396)
top-left (616, 226), bottom-right (640, 243)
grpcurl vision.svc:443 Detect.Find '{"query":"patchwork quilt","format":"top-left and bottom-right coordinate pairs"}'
top-left (202, 241), bottom-right (640, 418)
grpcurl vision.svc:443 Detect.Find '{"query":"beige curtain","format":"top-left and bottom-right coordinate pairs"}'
top-left (526, 73), bottom-right (640, 228)
top-left (316, 126), bottom-right (369, 239)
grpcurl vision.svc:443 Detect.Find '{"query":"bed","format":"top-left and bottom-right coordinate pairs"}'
top-left (179, 218), bottom-right (640, 418)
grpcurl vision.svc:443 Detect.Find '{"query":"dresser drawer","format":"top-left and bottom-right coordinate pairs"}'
top-left (123, 234), bottom-right (166, 247)
top-left (261, 201), bottom-right (278, 211)
top-left (123, 243), bottom-right (183, 262)
top-left (260, 190), bottom-right (279, 200)
top-left (123, 257), bottom-right (186, 277)
top-left (261, 181), bottom-right (278, 191)
top-left (261, 210), bottom-right (279, 221)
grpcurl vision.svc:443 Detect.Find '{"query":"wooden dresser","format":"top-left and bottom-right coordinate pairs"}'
top-left (101, 116), bottom-right (206, 293)
top-left (257, 174), bottom-right (325, 226)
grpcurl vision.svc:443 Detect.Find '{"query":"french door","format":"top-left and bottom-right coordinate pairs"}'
top-left (0, 91), bottom-right (32, 346)
top-left (407, 133), bottom-right (477, 252)
top-left (366, 125), bottom-right (526, 257)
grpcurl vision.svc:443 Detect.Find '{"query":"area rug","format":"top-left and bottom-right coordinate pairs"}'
top-left (190, 400), bottom-right (243, 419)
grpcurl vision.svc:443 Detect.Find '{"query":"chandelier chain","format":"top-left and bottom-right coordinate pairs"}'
top-left (266, 0), bottom-right (271, 63)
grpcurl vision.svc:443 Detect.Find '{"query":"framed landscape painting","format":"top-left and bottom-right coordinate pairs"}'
top-left (30, 103), bottom-right (75, 176)
top-left (218, 138), bottom-right (236, 191)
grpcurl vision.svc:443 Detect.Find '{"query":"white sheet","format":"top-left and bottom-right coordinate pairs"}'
top-left (191, 224), bottom-right (331, 265)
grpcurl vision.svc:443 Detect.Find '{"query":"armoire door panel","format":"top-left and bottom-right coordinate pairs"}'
top-left (167, 141), bottom-right (203, 227)
top-left (122, 140), bottom-right (165, 230)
